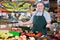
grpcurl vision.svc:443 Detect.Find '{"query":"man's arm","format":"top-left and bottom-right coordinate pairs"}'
top-left (18, 20), bottom-right (32, 26)
top-left (23, 20), bottom-right (33, 25)
top-left (18, 11), bottom-right (36, 26)
top-left (44, 11), bottom-right (51, 28)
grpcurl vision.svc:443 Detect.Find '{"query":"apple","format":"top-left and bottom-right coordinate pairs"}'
top-left (54, 34), bottom-right (59, 37)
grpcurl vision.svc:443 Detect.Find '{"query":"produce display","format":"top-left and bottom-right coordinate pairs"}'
top-left (1, 1), bottom-right (32, 12)
top-left (0, 31), bottom-right (13, 39)
top-left (2, 2), bottom-right (14, 9)
top-left (26, 32), bottom-right (42, 37)
top-left (0, 27), bottom-right (60, 40)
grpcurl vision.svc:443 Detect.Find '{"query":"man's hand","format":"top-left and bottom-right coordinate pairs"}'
top-left (46, 23), bottom-right (51, 28)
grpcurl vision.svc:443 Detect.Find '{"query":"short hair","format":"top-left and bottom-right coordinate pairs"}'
top-left (36, 1), bottom-right (44, 6)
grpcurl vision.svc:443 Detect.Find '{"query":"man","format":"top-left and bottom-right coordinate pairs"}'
top-left (20, 1), bottom-right (51, 35)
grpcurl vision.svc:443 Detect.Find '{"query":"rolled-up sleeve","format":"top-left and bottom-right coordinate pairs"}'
top-left (44, 11), bottom-right (51, 23)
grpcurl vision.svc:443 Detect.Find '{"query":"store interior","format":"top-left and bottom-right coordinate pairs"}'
top-left (0, 0), bottom-right (60, 40)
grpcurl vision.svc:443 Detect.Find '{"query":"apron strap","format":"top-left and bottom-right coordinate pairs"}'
top-left (42, 10), bottom-right (44, 16)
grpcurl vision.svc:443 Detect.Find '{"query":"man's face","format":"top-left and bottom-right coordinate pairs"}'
top-left (37, 3), bottom-right (44, 12)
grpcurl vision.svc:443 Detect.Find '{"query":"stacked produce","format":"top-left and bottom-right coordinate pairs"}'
top-left (18, 2), bottom-right (31, 12)
top-left (0, 31), bottom-right (13, 39)
top-left (2, 2), bottom-right (14, 9)
top-left (1, 1), bottom-right (32, 12)
top-left (0, 28), bottom-right (60, 40)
